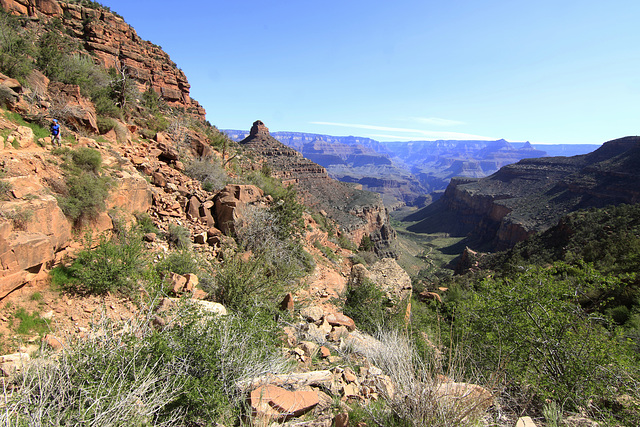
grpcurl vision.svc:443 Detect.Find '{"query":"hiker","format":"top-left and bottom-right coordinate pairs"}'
top-left (50, 119), bottom-right (61, 147)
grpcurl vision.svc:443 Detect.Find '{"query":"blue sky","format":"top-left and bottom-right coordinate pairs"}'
top-left (100, 0), bottom-right (639, 144)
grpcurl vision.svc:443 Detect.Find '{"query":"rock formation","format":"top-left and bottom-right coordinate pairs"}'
top-left (408, 136), bottom-right (640, 251)
top-left (240, 120), bottom-right (397, 257)
top-left (3, 0), bottom-right (204, 117)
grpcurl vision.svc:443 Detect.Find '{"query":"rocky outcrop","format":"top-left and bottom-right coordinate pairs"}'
top-left (408, 136), bottom-right (640, 251)
top-left (213, 184), bottom-right (267, 235)
top-left (2, 0), bottom-right (204, 117)
top-left (240, 121), bottom-right (397, 256)
top-left (349, 258), bottom-right (412, 307)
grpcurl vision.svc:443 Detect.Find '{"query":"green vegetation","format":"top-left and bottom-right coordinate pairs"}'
top-left (5, 309), bottom-right (289, 426)
top-left (0, 11), bottom-right (34, 83)
top-left (11, 307), bottom-right (50, 336)
top-left (397, 203), bottom-right (640, 425)
top-left (166, 223), bottom-right (191, 249)
top-left (343, 278), bottom-right (399, 334)
top-left (52, 228), bottom-right (146, 296)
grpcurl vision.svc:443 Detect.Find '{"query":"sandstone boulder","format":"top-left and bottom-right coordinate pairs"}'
top-left (0, 352), bottom-right (29, 377)
top-left (349, 258), bottom-right (412, 307)
top-left (214, 184), bottom-right (265, 235)
top-left (7, 126), bottom-right (34, 148)
top-left (250, 384), bottom-right (319, 420)
top-left (48, 82), bottom-right (99, 133)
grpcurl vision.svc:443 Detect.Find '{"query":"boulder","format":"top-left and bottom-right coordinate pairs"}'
top-left (213, 184), bottom-right (264, 235)
top-left (8, 126), bottom-right (34, 149)
top-left (280, 293), bottom-right (294, 311)
top-left (300, 305), bottom-right (324, 323)
top-left (434, 382), bottom-right (493, 417)
top-left (0, 352), bottom-right (29, 377)
top-left (349, 258), bottom-right (412, 307)
top-left (48, 82), bottom-right (99, 133)
top-left (250, 385), bottom-right (319, 420)
top-left (191, 300), bottom-right (227, 316)
top-left (325, 313), bottom-right (356, 331)
top-left (169, 272), bottom-right (188, 294)
top-left (516, 417), bottom-right (538, 427)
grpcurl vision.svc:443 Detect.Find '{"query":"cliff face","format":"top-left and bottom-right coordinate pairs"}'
top-left (2, 0), bottom-right (205, 117)
top-left (408, 136), bottom-right (640, 251)
top-left (240, 121), bottom-right (397, 257)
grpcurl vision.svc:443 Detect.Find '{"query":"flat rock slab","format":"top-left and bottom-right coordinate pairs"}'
top-left (250, 384), bottom-right (318, 420)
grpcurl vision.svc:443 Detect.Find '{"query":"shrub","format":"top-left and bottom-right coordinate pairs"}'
top-left (184, 157), bottom-right (227, 192)
top-left (453, 262), bottom-right (636, 414)
top-left (70, 147), bottom-right (102, 173)
top-left (235, 205), bottom-right (314, 284)
top-left (96, 116), bottom-right (116, 134)
top-left (0, 11), bottom-right (34, 82)
top-left (343, 278), bottom-right (399, 335)
top-left (57, 173), bottom-right (111, 225)
top-left (4, 315), bottom-right (184, 426)
top-left (166, 224), bottom-right (191, 249)
top-left (345, 329), bottom-right (486, 427)
top-left (135, 211), bottom-right (159, 234)
top-left (12, 307), bottom-right (49, 336)
top-left (155, 249), bottom-right (200, 277)
top-left (52, 229), bottom-right (146, 295)
top-left (359, 234), bottom-right (375, 252)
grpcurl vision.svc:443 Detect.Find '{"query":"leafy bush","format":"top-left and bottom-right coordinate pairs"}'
top-left (54, 147), bottom-right (112, 225)
top-left (155, 249), bottom-right (200, 277)
top-left (57, 173), bottom-right (111, 225)
top-left (0, 11), bottom-right (34, 82)
top-left (96, 116), bottom-right (116, 134)
top-left (453, 262), bottom-right (636, 415)
top-left (343, 278), bottom-right (399, 334)
top-left (52, 229), bottom-right (146, 295)
top-left (70, 146), bottom-right (102, 174)
top-left (135, 211), bottom-right (159, 234)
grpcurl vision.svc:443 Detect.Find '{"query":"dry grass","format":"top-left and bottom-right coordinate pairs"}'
top-left (345, 328), bottom-right (494, 426)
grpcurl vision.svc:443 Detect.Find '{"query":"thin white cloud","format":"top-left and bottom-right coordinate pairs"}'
top-left (311, 121), bottom-right (497, 141)
top-left (408, 117), bottom-right (465, 126)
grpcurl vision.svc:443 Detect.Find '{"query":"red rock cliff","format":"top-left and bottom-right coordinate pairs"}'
top-left (1, 0), bottom-right (205, 118)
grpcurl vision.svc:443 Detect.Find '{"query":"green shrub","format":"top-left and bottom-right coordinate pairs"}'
top-left (52, 229), bottom-right (146, 295)
top-left (135, 211), bottom-right (159, 234)
top-left (0, 11), bottom-right (34, 82)
top-left (166, 224), bottom-right (191, 249)
top-left (338, 234), bottom-right (357, 251)
top-left (12, 307), bottom-right (49, 336)
top-left (359, 234), bottom-right (375, 252)
top-left (57, 173), bottom-right (111, 224)
top-left (96, 116), bottom-right (116, 134)
top-left (454, 262), bottom-right (636, 414)
top-left (55, 147), bottom-right (112, 225)
top-left (70, 147), bottom-right (102, 174)
top-left (344, 278), bottom-right (397, 334)
top-left (155, 249), bottom-right (200, 277)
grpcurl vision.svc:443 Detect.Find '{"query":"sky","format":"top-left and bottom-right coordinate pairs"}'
top-left (99, 0), bottom-right (639, 145)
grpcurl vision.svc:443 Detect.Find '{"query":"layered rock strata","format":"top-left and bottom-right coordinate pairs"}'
top-left (240, 121), bottom-right (397, 257)
top-left (408, 136), bottom-right (640, 251)
top-left (2, 0), bottom-right (204, 117)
